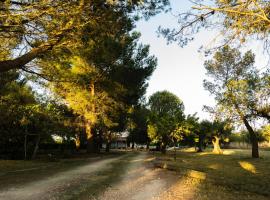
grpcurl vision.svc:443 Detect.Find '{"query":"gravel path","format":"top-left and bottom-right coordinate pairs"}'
top-left (96, 153), bottom-right (179, 200)
top-left (2, 152), bottom-right (255, 200)
top-left (0, 156), bottom-right (124, 200)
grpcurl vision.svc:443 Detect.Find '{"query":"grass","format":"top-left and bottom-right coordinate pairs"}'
top-left (1, 149), bottom-right (270, 199)
top-left (0, 151), bottom-right (141, 199)
top-left (153, 148), bottom-right (270, 199)
top-left (0, 151), bottom-right (126, 190)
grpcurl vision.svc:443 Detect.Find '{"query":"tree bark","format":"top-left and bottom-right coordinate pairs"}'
top-left (105, 142), bottom-right (111, 152)
top-left (85, 123), bottom-right (99, 153)
top-left (146, 141), bottom-right (150, 150)
top-left (75, 134), bottom-right (80, 150)
top-left (87, 136), bottom-right (99, 153)
top-left (0, 44), bottom-right (51, 73)
top-left (24, 135), bottom-right (27, 160)
top-left (197, 134), bottom-right (204, 152)
top-left (243, 117), bottom-right (259, 158)
top-left (212, 136), bottom-right (223, 154)
top-left (86, 82), bottom-right (100, 153)
top-left (233, 102), bottom-right (259, 158)
top-left (160, 143), bottom-right (166, 154)
top-left (31, 134), bottom-right (40, 160)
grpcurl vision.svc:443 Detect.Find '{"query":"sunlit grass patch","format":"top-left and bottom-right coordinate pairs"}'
top-left (239, 161), bottom-right (257, 174)
top-left (153, 148), bottom-right (270, 198)
top-left (207, 163), bottom-right (221, 170)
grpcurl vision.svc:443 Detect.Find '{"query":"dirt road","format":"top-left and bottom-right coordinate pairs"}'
top-left (0, 152), bottom-right (180, 200)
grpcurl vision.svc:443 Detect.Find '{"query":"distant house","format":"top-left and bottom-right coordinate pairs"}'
top-left (102, 131), bottom-right (129, 149)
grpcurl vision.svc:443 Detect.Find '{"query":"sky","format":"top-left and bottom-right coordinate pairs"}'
top-left (136, 0), bottom-right (268, 120)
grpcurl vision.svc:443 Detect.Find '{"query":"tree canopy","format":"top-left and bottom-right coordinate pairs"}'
top-left (160, 0), bottom-right (270, 52)
top-left (0, 0), bottom-right (169, 73)
top-left (148, 90), bottom-right (185, 153)
top-left (203, 45), bottom-right (269, 158)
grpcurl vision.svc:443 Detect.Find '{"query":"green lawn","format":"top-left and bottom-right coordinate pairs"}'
top-left (153, 148), bottom-right (270, 199)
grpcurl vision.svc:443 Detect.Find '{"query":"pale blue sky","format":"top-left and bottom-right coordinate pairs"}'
top-left (136, 0), bottom-right (268, 120)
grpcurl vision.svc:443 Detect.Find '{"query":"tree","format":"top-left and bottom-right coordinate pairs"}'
top-left (203, 46), bottom-right (268, 158)
top-left (0, 0), bottom-right (169, 73)
top-left (129, 105), bottom-right (151, 148)
top-left (0, 70), bottom-right (76, 159)
top-left (170, 114), bottom-right (199, 148)
top-left (0, 70), bottom-right (35, 158)
top-left (148, 90), bottom-right (185, 153)
top-left (46, 29), bottom-right (156, 153)
top-left (211, 120), bottom-right (233, 154)
top-left (160, 0), bottom-right (270, 52)
top-left (198, 120), bottom-right (213, 152)
top-left (260, 124), bottom-right (270, 144)
top-left (197, 120), bottom-right (232, 154)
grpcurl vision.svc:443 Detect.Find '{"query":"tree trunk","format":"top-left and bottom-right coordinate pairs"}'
top-left (86, 82), bottom-right (99, 153)
top-left (146, 141), bottom-right (150, 150)
top-left (160, 143), bottom-right (166, 154)
top-left (156, 142), bottom-right (161, 151)
top-left (24, 135), bottom-right (27, 160)
top-left (87, 137), bottom-right (99, 153)
top-left (131, 141), bottom-right (135, 149)
top-left (212, 136), bottom-right (223, 154)
top-left (173, 141), bottom-right (177, 161)
top-left (234, 102), bottom-right (259, 158)
top-left (31, 135), bottom-right (40, 160)
top-left (75, 135), bottom-right (80, 151)
top-left (243, 117), bottom-right (259, 158)
top-left (197, 134), bottom-right (204, 152)
top-left (0, 43), bottom-right (54, 73)
top-left (105, 142), bottom-right (111, 152)
top-left (85, 123), bottom-right (99, 153)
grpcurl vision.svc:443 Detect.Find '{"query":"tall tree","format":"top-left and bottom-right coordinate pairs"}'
top-left (128, 105), bottom-right (151, 148)
top-left (46, 31), bottom-right (156, 152)
top-left (148, 90), bottom-right (185, 153)
top-left (203, 46), bottom-right (268, 158)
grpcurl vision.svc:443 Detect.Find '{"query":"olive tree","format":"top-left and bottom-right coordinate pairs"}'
top-left (203, 46), bottom-right (269, 158)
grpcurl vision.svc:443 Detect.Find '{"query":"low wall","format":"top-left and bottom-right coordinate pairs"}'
top-left (229, 142), bottom-right (270, 149)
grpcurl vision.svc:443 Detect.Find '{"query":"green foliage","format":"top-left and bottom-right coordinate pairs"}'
top-left (0, 0), bottom-right (164, 156)
top-left (203, 46), bottom-right (268, 123)
top-left (0, 0), bottom-right (169, 72)
top-left (0, 70), bottom-right (78, 158)
top-left (171, 114), bottom-right (200, 145)
top-left (128, 105), bottom-right (150, 145)
top-left (148, 91), bottom-right (185, 150)
top-left (160, 0), bottom-right (270, 51)
top-left (229, 132), bottom-right (250, 144)
top-left (46, 29), bottom-right (157, 142)
top-left (260, 125), bottom-right (270, 142)
top-left (199, 120), bottom-right (233, 144)
top-left (203, 46), bottom-right (268, 157)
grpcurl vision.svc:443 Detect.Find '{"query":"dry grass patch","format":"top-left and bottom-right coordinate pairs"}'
top-left (153, 148), bottom-right (270, 199)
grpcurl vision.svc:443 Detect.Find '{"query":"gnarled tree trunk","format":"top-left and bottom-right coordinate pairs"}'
top-left (243, 117), bottom-right (259, 158)
top-left (212, 136), bottom-right (223, 154)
